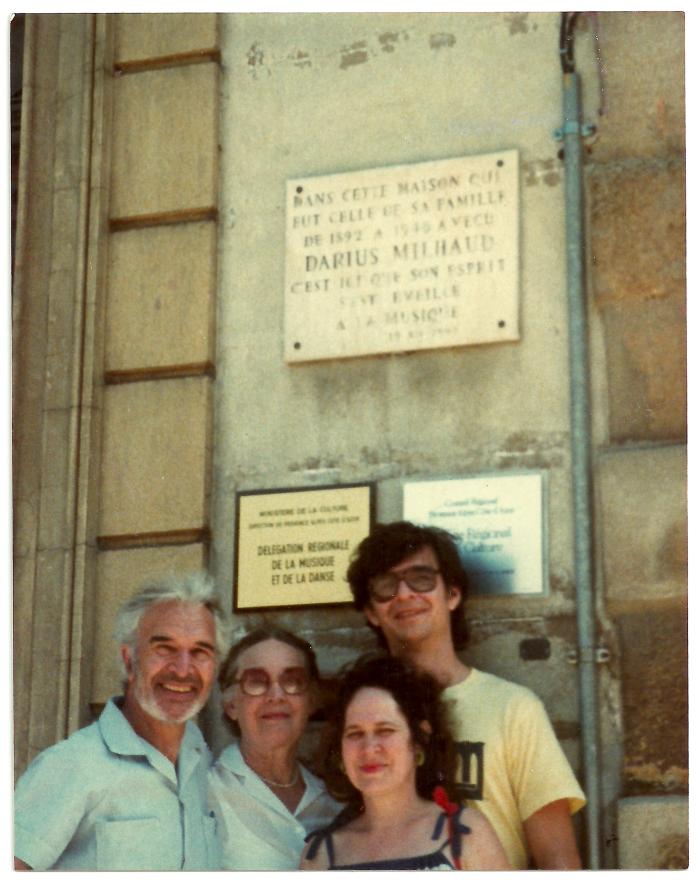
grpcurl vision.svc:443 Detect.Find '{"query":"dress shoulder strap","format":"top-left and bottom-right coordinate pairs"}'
top-left (303, 827), bottom-right (336, 867)
top-left (431, 807), bottom-right (472, 867)
top-left (306, 826), bottom-right (335, 869)
top-left (304, 803), bottom-right (358, 867)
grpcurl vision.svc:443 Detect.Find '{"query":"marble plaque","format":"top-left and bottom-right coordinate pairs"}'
top-left (285, 150), bottom-right (519, 362)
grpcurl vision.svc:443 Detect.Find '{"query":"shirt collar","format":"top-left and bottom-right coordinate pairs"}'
top-left (99, 697), bottom-right (209, 783)
top-left (217, 741), bottom-right (324, 805)
top-left (217, 740), bottom-right (253, 777)
top-left (98, 697), bottom-right (151, 758)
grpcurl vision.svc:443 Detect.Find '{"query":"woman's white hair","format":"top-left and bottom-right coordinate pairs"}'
top-left (114, 571), bottom-right (230, 673)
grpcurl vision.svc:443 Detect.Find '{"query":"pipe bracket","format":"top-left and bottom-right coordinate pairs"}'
top-left (566, 646), bottom-right (611, 665)
top-left (554, 121), bottom-right (597, 141)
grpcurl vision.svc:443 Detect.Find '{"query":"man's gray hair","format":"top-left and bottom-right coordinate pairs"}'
top-left (115, 571), bottom-right (230, 671)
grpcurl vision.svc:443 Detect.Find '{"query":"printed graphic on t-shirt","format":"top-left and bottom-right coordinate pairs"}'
top-left (453, 740), bottom-right (484, 801)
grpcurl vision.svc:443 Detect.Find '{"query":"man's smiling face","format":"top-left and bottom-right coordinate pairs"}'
top-left (363, 545), bottom-right (461, 652)
top-left (122, 600), bottom-right (217, 725)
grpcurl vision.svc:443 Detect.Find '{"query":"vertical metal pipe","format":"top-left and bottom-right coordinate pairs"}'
top-left (562, 70), bottom-right (601, 869)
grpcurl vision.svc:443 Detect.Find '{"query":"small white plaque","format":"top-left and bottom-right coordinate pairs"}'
top-left (285, 150), bottom-right (519, 362)
top-left (403, 472), bottom-right (545, 596)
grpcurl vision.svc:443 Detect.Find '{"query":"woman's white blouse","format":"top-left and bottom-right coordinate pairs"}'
top-left (208, 742), bottom-right (341, 870)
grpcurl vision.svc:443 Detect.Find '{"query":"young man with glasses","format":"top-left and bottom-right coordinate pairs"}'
top-left (346, 521), bottom-right (586, 870)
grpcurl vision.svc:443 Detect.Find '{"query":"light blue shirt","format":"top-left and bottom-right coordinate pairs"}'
top-left (14, 698), bottom-right (220, 870)
top-left (208, 741), bottom-right (342, 869)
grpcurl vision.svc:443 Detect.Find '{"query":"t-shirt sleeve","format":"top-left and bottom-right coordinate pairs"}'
top-left (504, 689), bottom-right (587, 822)
top-left (14, 743), bottom-right (90, 870)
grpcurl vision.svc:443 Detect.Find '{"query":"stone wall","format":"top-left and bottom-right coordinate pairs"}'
top-left (212, 12), bottom-right (583, 762)
top-left (583, 11), bottom-right (687, 868)
top-left (12, 12), bottom-right (223, 761)
top-left (13, 13), bottom-right (108, 769)
top-left (212, 6), bottom-right (589, 856)
top-left (93, 13), bottom-right (221, 703)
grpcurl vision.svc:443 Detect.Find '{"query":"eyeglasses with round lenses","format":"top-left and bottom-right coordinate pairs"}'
top-left (233, 667), bottom-right (310, 697)
top-left (369, 565), bottom-right (441, 603)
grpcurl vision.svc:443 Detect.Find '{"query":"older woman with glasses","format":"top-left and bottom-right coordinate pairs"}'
top-left (208, 627), bottom-right (341, 870)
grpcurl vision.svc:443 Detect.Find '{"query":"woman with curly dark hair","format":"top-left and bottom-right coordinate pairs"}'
top-left (300, 655), bottom-right (509, 870)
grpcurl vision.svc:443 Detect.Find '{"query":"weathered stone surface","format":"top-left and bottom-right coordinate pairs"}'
top-left (589, 162), bottom-right (686, 442)
top-left (26, 546), bottom-right (75, 759)
top-left (36, 408), bottom-right (75, 551)
top-left (106, 222), bottom-right (216, 370)
top-left (616, 608), bottom-right (687, 793)
top-left (617, 796), bottom-right (688, 869)
top-left (13, 13), bottom-right (107, 775)
top-left (598, 445), bottom-right (686, 612)
top-left (115, 13), bottom-right (218, 61)
top-left (589, 162), bottom-right (685, 308)
top-left (598, 302), bottom-right (686, 442)
top-left (576, 12), bottom-right (685, 163)
top-left (213, 12), bottom-right (578, 605)
top-left (92, 544), bottom-right (208, 702)
top-left (99, 378), bottom-right (212, 535)
top-left (110, 63), bottom-right (218, 218)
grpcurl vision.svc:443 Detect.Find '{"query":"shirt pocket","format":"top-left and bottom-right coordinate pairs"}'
top-left (96, 816), bottom-right (177, 870)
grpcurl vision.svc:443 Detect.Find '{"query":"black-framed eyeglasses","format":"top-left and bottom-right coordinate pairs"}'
top-left (232, 667), bottom-right (310, 697)
top-left (369, 565), bottom-right (441, 603)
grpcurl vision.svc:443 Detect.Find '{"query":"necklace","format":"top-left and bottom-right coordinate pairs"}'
top-left (244, 755), bottom-right (301, 788)
top-left (257, 766), bottom-right (300, 788)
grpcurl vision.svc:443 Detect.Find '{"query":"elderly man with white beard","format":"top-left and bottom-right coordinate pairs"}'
top-left (14, 572), bottom-right (228, 871)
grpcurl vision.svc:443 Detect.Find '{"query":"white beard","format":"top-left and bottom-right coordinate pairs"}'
top-left (133, 674), bottom-right (206, 724)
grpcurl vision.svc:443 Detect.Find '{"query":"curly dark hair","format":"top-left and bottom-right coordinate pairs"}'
top-left (217, 626), bottom-right (320, 738)
top-left (346, 521), bottom-right (470, 650)
top-left (317, 653), bottom-right (457, 809)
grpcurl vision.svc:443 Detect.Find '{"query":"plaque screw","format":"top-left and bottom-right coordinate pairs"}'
top-left (498, 320), bottom-right (506, 328)
top-left (296, 185), bottom-right (303, 194)
top-left (294, 341), bottom-right (301, 349)
top-left (497, 159), bottom-right (504, 167)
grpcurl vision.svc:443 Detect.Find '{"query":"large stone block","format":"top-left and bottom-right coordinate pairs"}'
top-left (617, 795), bottom-right (688, 869)
top-left (588, 162), bottom-right (686, 442)
top-left (589, 162), bottom-right (685, 308)
top-left (598, 445), bottom-right (686, 612)
top-left (616, 608), bottom-right (687, 793)
top-left (598, 301), bottom-right (686, 442)
top-left (99, 377), bottom-right (212, 535)
top-left (115, 13), bottom-right (218, 62)
top-left (110, 63), bottom-right (218, 218)
top-left (106, 222), bottom-right (216, 370)
top-left (92, 544), bottom-right (209, 702)
top-left (576, 12), bottom-right (684, 163)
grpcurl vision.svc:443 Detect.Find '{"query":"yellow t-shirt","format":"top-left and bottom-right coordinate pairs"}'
top-left (442, 668), bottom-right (586, 869)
